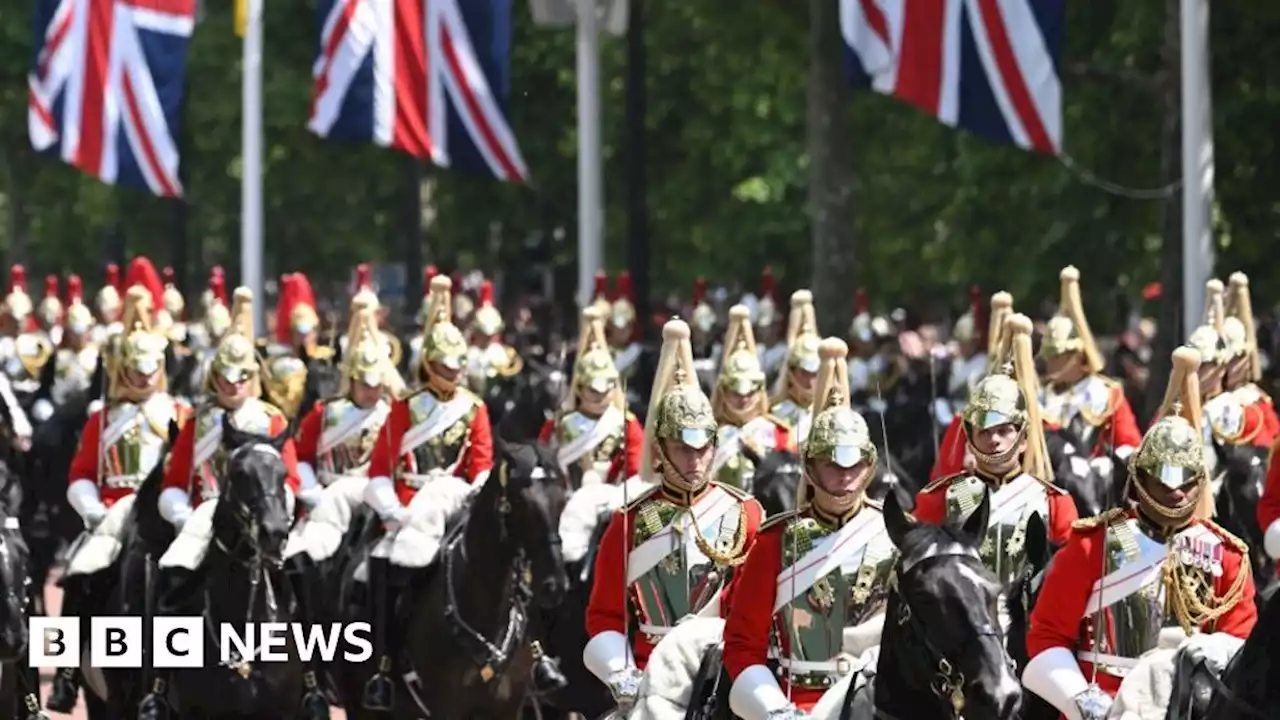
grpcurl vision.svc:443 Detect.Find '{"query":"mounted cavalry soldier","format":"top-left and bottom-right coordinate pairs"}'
top-left (538, 306), bottom-right (643, 484)
top-left (359, 273), bottom-right (494, 710)
top-left (1039, 266), bottom-right (1142, 463)
top-left (931, 291), bottom-right (1014, 481)
top-left (186, 270), bottom-right (234, 392)
top-left (583, 318), bottom-right (762, 713)
top-left (754, 267), bottom-right (788, 386)
top-left (409, 264), bottom-right (440, 370)
top-left (1023, 346), bottom-right (1257, 720)
top-left (914, 314), bottom-right (1077, 611)
top-left (769, 290), bottom-right (820, 445)
top-left (37, 274), bottom-right (63, 347)
top-left (263, 272), bottom-right (335, 419)
top-left (92, 263), bottom-right (123, 344)
top-left (293, 301), bottom-right (394, 563)
top-left (465, 279), bottom-right (522, 394)
top-left (709, 305), bottom-right (791, 491)
top-left (31, 275), bottom-right (99, 424)
top-left (1, 266), bottom-right (53, 405)
top-left (723, 337), bottom-right (893, 719)
top-left (49, 285), bottom-right (190, 713)
top-left (607, 272), bottom-right (645, 397)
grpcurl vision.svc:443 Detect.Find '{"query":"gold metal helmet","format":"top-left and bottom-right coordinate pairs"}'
top-left (205, 302), bottom-right (232, 341)
top-left (1222, 272), bottom-right (1261, 381)
top-left (4, 266), bottom-right (32, 321)
top-left (420, 275), bottom-right (468, 371)
top-left (109, 286), bottom-right (168, 399)
top-left (1040, 266), bottom-right (1105, 373)
top-left (641, 319), bottom-right (718, 482)
top-left (65, 301), bottom-right (94, 333)
top-left (341, 303), bottom-right (393, 394)
top-left (610, 272), bottom-right (637, 331)
top-left (712, 305), bottom-right (768, 418)
top-left (771, 290), bottom-right (820, 401)
top-left (802, 338), bottom-right (876, 470)
top-left (1130, 347), bottom-right (1211, 521)
top-left (566, 306), bottom-right (621, 410)
top-left (207, 288), bottom-right (260, 395)
top-left (163, 283), bottom-right (184, 318)
top-left (964, 313), bottom-right (1052, 481)
top-left (472, 280), bottom-right (504, 337)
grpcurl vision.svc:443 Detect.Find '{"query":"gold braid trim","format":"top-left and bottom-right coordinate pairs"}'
top-left (1072, 507), bottom-right (1124, 532)
top-left (687, 500), bottom-right (751, 567)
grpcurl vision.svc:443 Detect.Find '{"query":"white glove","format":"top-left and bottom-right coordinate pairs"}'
top-left (32, 398), bottom-right (54, 423)
top-left (83, 507), bottom-right (108, 531)
top-left (605, 667), bottom-right (643, 710)
top-left (380, 505), bottom-right (409, 532)
top-left (297, 486), bottom-right (323, 510)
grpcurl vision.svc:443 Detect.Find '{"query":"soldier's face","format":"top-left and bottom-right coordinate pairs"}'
top-left (810, 458), bottom-right (872, 499)
top-left (661, 438), bottom-right (713, 482)
top-left (351, 381), bottom-right (381, 408)
top-left (428, 360), bottom-right (462, 384)
top-left (726, 390), bottom-right (758, 414)
top-left (577, 384), bottom-right (612, 414)
top-left (790, 368), bottom-right (816, 393)
top-left (1043, 351), bottom-right (1084, 384)
top-left (125, 368), bottom-right (161, 390)
top-left (971, 422), bottom-right (1022, 456)
top-left (214, 373), bottom-right (253, 404)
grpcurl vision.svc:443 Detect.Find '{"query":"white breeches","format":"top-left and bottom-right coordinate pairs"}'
top-left (294, 474), bottom-right (367, 562)
top-left (369, 475), bottom-right (475, 568)
top-left (65, 495), bottom-right (137, 577)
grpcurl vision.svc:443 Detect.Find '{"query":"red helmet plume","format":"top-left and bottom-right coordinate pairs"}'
top-left (124, 257), bottom-right (164, 313)
top-left (275, 274), bottom-right (296, 343)
top-left (593, 271), bottom-right (609, 301)
top-left (854, 288), bottom-right (869, 315)
top-left (760, 266), bottom-right (775, 298)
top-left (969, 285), bottom-right (985, 344)
top-left (692, 277), bottom-right (708, 305)
top-left (162, 266), bottom-right (176, 287)
top-left (208, 268), bottom-right (228, 306)
top-left (104, 263), bottom-right (121, 293)
top-left (478, 279), bottom-right (495, 306)
top-left (355, 263), bottom-right (373, 292)
top-left (44, 274), bottom-right (59, 299)
top-left (67, 275), bottom-right (84, 304)
top-left (9, 265), bottom-right (26, 293)
top-left (424, 265), bottom-right (439, 291)
top-left (616, 271), bottom-right (634, 300)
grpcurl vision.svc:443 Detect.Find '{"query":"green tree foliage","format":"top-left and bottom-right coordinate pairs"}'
top-left (0, 2), bottom-right (1276, 330)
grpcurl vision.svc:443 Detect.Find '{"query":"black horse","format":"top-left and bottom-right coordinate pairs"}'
top-left (1196, 586), bottom-right (1280, 720)
top-left (1043, 426), bottom-right (1125, 519)
top-left (872, 490), bottom-right (1023, 719)
top-left (0, 506), bottom-right (41, 720)
top-left (1212, 442), bottom-right (1275, 585)
top-left (152, 416), bottom-right (302, 719)
top-left (340, 440), bottom-right (570, 719)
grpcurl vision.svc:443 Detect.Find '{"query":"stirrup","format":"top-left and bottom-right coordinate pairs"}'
top-left (137, 676), bottom-right (173, 720)
top-left (44, 669), bottom-right (79, 713)
top-left (23, 692), bottom-right (49, 720)
top-left (300, 670), bottom-right (331, 720)
top-left (361, 655), bottom-right (395, 711)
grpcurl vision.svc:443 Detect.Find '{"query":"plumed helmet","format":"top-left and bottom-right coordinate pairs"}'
top-left (754, 267), bottom-right (778, 329)
top-left (1040, 266), bottom-right (1104, 372)
top-left (111, 286), bottom-right (168, 393)
top-left (591, 271), bottom-right (611, 317)
top-left (421, 275), bottom-right (468, 370)
top-left (352, 263), bottom-right (379, 311)
top-left (472, 280), bottom-right (504, 336)
top-left (417, 266), bottom-right (439, 326)
top-left (568, 307), bottom-right (621, 407)
top-left (849, 289), bottom-right (871, 342)
top-left (610, 271), bottom-right (636, 330)
top-left (96, 263), bottom-right (121, 316)
top-left (285, 273), bottom-right (320, 338)
top-left (642, 320), bottom-right (717, 481)
top-left (64, 275), bottom-right (94, 333)
top-left (803, 338), bottom-right (876, 470)
top-left (714, 305), bottom-right (767, 396)
top-left (1132, 347), bottom-right (1207, 504)
top-left (691, 278), bottom-right (716, 335)
top-left (162, 266), bottom-right (184, 317)
top-left (205, 302), bottom-right (232, 340)
top-left (342, 301), bottom-right (392, 394)
top-left (952, 286), bottom-right (984, 344)
top-left (209, 288), bottom-right (259, 391)
top-left (38, 275), bottom-right (63, 325)
top-left (964, 314), bottom-right (1053, 481)
top-left (123, 257), bottom-right (165, 317)
top-left (5, 266), bottom-right (32, 320)
top-left (1223, 272), bottom-right (1261, 381)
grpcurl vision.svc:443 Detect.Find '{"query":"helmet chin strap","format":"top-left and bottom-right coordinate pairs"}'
top-left (1129, 475), bottom-right (1198, 530)
top-left (655, 441), bottom-right (709, 495)
top-left (966, 425), bottom-right (1026, 479)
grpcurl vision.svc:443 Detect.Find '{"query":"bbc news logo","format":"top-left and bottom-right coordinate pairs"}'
top-left (30, 617), bottom-right (373, 668)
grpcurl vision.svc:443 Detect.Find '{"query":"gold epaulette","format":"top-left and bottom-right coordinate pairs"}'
top-left (921, 472), bottom-right (963, 494)
top-left (1203, 518), bottom-right (1249, 554)
top-left (623, 484), bottom-right (661, 512)
top-left (310, 345), bottom-right (335, 361)
top-left (760, 510), bottom-right (797, 533)
top-left (1071, 507), bottom-right (1124, 533)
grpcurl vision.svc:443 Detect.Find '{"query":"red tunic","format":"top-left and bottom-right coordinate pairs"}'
top-left (536, 413), bottom-right (644, 481)
top-left (295, 402), bottom-right (325, 466)
top-left (1100, 386), bottom-right (1143, 456)
top-left (722, 519), bottom-right (824, 709)
top-left (70, 399), bottom-right (190, 507)
top-left (913, 472), bottom-right (1077, 546)
top-left (366, 390), bottom-right (494, 507)
top-left (929, 414), bottom-right (967, 481)
top-left (584, 485), bottom-right (764, 670)
top-left (161, 407), bottom-right (301, 502)
top-left (1026, 511), bottom-right (1256, 702)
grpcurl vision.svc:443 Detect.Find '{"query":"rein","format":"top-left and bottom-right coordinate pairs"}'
top-left (887, 551), bottom-right (1004, 719)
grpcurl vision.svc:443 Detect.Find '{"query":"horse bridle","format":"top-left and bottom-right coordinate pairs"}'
top-left (880, 550), bottom-right (1006, 720)
top-left (442, 459), bottom-right (563, 683)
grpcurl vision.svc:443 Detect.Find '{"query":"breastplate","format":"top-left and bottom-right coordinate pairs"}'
top-left (194, 402), bottom-right (274, 499)
top-left (628, 493), bottom-right (747, 632)
top-left (101, 400), bottom-right (170, 488)
top-left (944, 474), bottom-right (1049, 586)
top-left (319, 398), bottom-right (387, 475)
top-left (556, 410), bottom-right (625, 466)
top-left (263, 355), bottom-right (308, 417)
top-left (777, 515), bottom-right (897, 676)
top-left (405, 392), bottom-right (475, 472)
top-left (1093, 518), bottom-right (1183, 664)
top-left (1203, 392), bottom-right (1245, 446)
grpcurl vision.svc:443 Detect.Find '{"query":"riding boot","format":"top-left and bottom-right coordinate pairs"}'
top-left (529, 640), bottom-right (569, 697)
top-left (361, 557), bottom-right (397, 711)
top-left (45, 575), bottom-right (88, 713)
top-left (136, 675), bottom-right (173, 720)
top-left (286, 555), bottom-right (331, 720)
top-left (138, 565), bottom-right (194, 720)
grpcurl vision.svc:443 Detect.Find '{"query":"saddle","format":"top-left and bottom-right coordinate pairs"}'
top-left (682, 646), bottom-right (870, 720)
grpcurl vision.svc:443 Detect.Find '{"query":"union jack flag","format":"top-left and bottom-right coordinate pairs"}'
top-left (28, 0), bottom-right (195, 197)
top-left (309, 0), bottom-right (528, 183)
top-left (842, 0), bottom-right (1063, 154)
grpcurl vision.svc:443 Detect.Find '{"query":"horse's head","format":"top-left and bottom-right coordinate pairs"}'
top-left (215, 413), bottom-right (293, 567)
top-left (881, 491), bottom-right (1022, 720)
top-left (488, 439), bottom-right (570, 608)
top-left (748, 449), bottom-right (801, 517)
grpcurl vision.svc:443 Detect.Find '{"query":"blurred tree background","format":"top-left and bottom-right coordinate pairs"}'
top-left (0, 1), bottom-right (1277, 332)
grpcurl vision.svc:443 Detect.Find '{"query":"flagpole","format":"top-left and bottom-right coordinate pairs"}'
top-left (1180, 0), bottom-right (1214, 337)
top-left (242, 0), bottom-right (265, 334)
top-left (576, 0), bottom-right (603, 308)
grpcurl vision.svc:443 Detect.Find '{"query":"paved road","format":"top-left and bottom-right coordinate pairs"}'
top-left (38, 576), bottom-right (347, 719)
